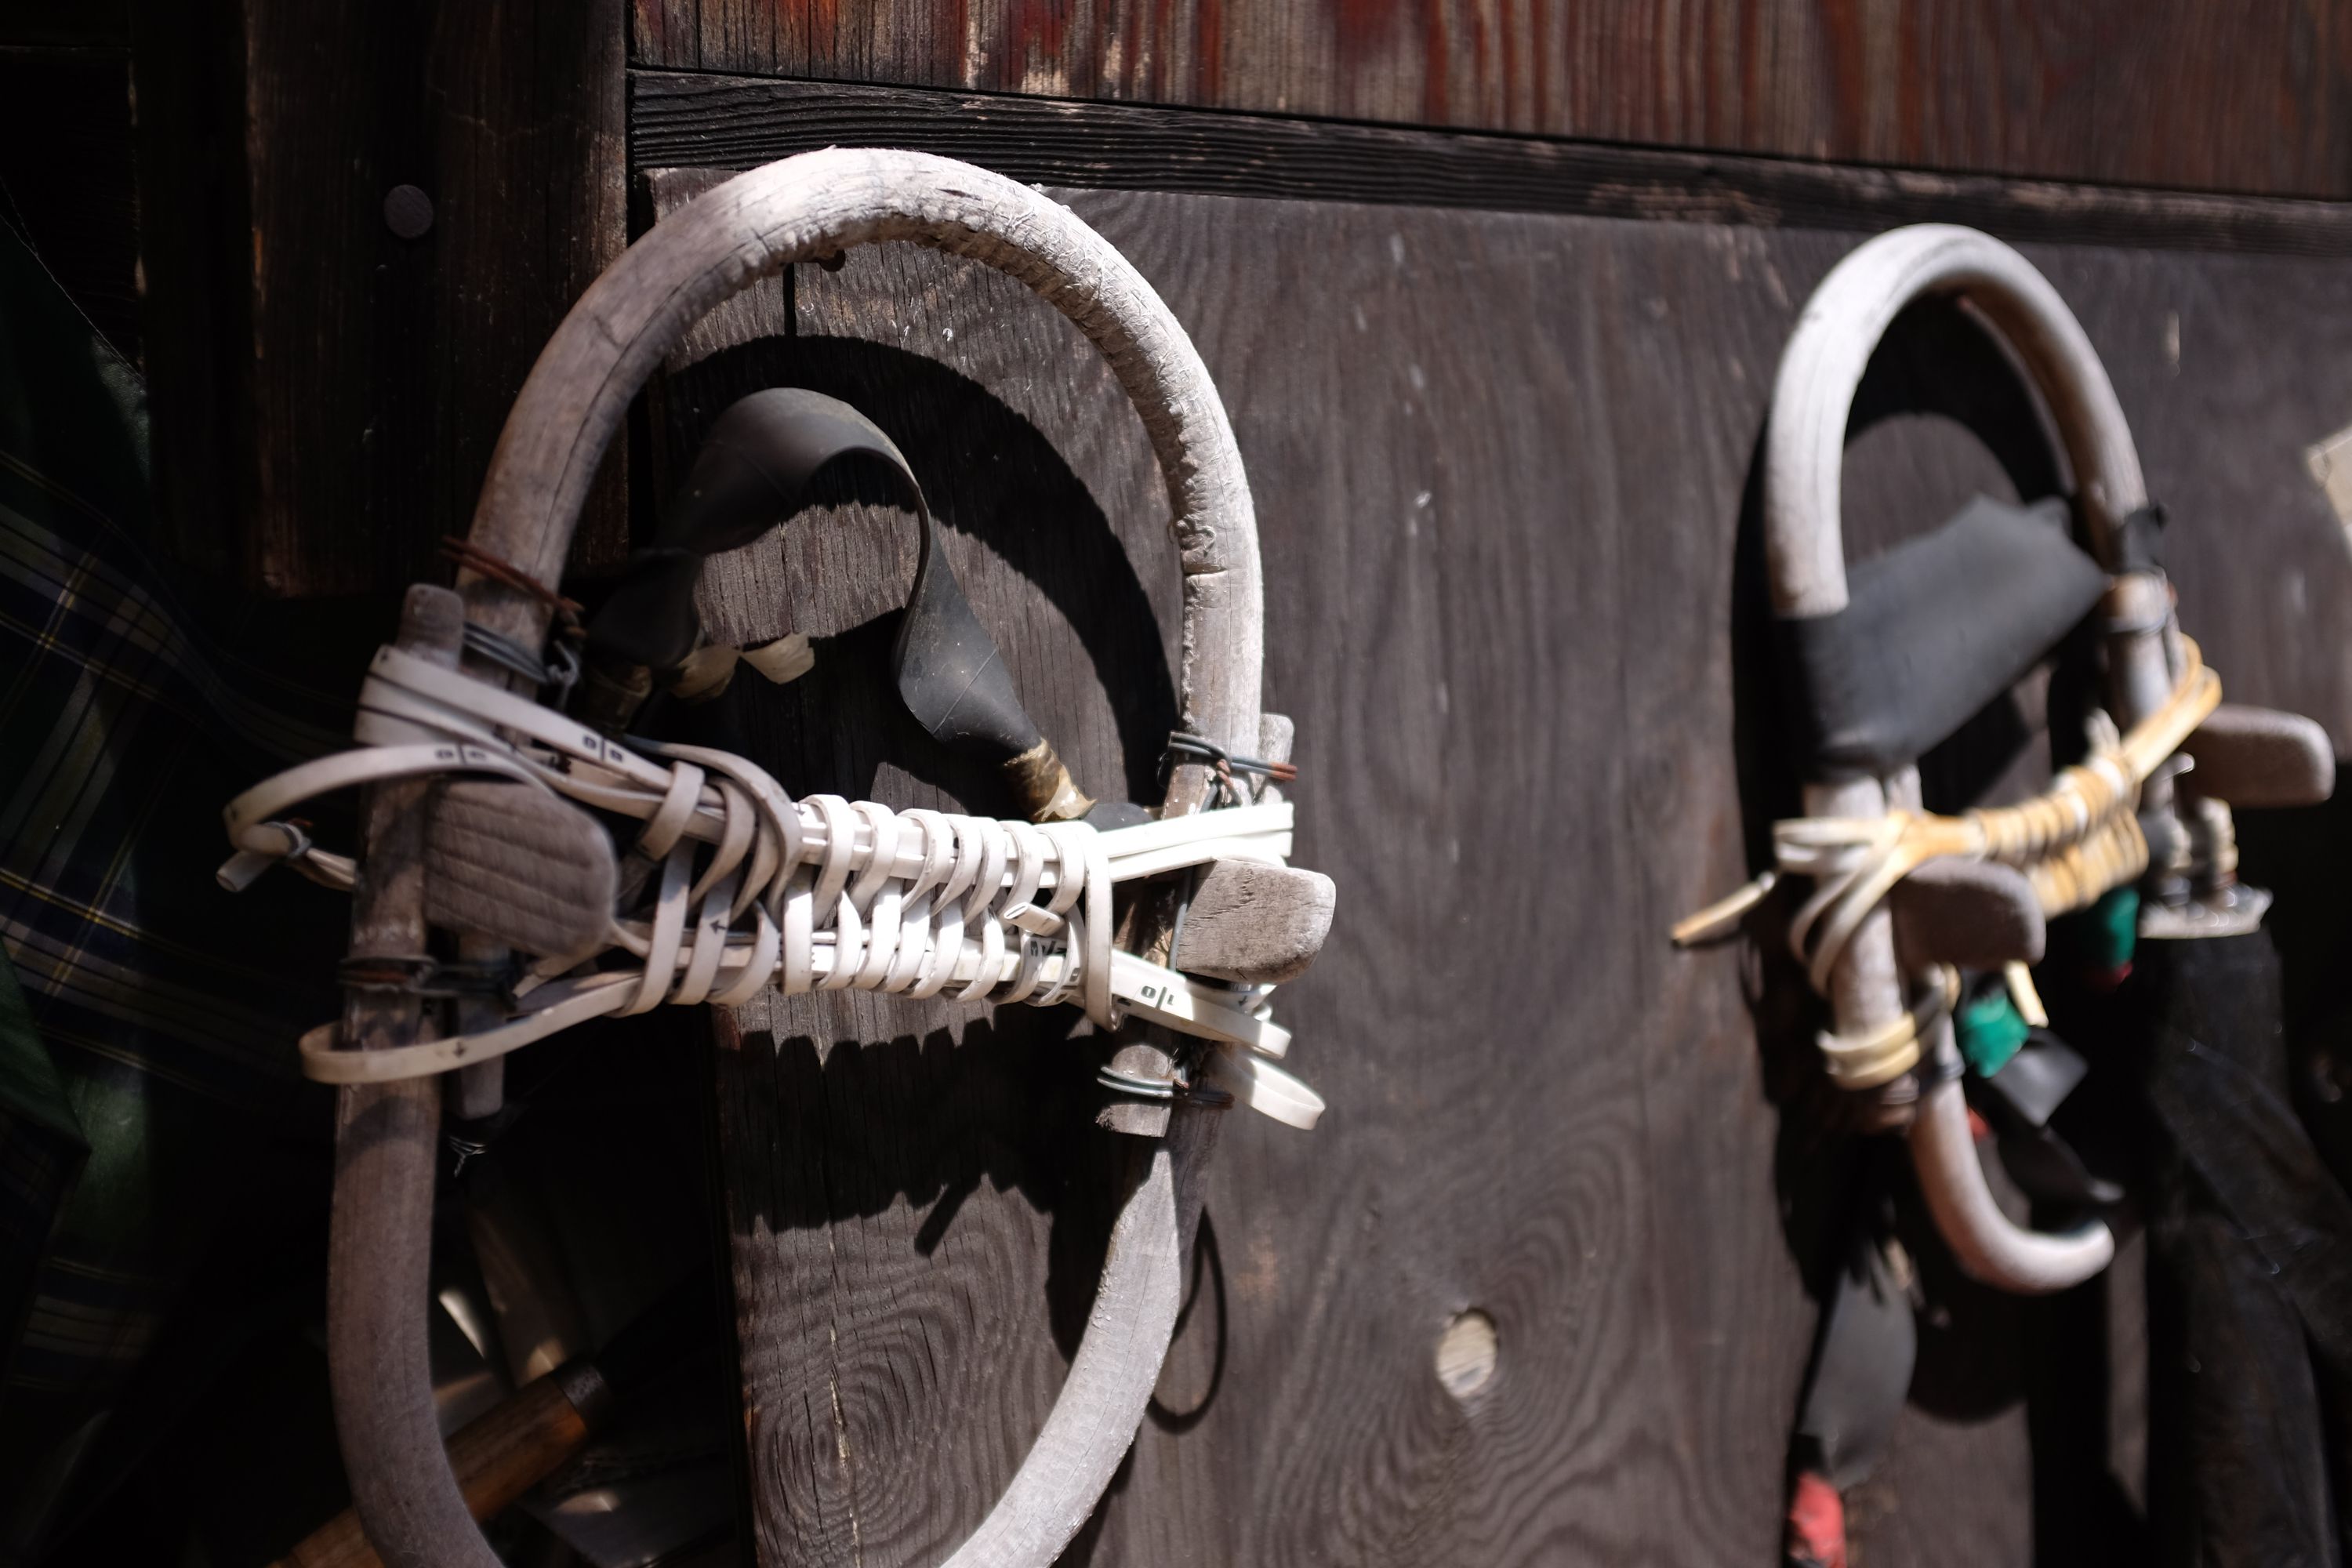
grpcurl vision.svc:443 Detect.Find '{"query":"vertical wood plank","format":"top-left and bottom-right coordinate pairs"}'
top-left (220, 0), bottom-right (626, 595)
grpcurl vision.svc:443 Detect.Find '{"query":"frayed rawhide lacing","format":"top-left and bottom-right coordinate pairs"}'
top-left (221, 640), bottom-right (1316, 1123)
top-left (1679, 636), bottom-right (2220, 1088)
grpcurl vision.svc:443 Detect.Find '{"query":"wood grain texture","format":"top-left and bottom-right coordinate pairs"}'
top-left (652, 162), bottom-right (2352, 1563)
top-left (648, 165), bottom-right (1196, 1565)
top-left (223, 0), bottom-right (628, 596)
top-left (630, 74), bottom-right (2352, 260)
top-left (627, 0), bottom-right (2352, 200)
top-left (1170, 860), bottom-right (1335, 985)
top-left (423, 782), bottom-right (618, 959)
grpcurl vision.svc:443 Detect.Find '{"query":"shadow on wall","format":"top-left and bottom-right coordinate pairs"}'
top-left (645, 324), bottom-right (1213, 1565)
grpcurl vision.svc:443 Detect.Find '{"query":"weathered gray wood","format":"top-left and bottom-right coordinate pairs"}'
top-left (936, 1108), bottom-right (1211, 1568)
top-left (681, 192), bottom-right (1804, 1566)
top-left (624, 0), bottom-right (2352, 202)
top-left (2184, 704), bottom-right (2337, 810)
top-left (1891, 859), bottom-right (2045, 971)
top-left (630, 73), bottom-right (2352, 261)
top-left (1171, 861), bottom-right (1334, 985)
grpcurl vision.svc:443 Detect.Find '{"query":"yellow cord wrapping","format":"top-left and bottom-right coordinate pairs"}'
top-left (1818, 965), bottom-right (1962, 1089)
top-left (1678, 637), bottom-right (2221, 1089)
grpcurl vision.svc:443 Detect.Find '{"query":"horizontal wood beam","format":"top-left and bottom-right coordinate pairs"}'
top-left (626, 0), bottom-right (2352, 202)
top-left (631, 73), bottom-right (2352, 260)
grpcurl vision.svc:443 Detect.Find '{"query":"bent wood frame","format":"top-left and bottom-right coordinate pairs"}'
top-left (328, 148), bottom-right (1264, 1568)
top-left (1763, 223), bottom-right (2170, 1294)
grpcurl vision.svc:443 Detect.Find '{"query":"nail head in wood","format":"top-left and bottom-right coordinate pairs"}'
top-left (383, 183), bottom-right (435, 241)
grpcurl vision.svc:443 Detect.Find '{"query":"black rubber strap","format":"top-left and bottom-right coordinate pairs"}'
top-left (1791, 1148), bottom-right (1913, 1490)
top-left (589, 388), bottom-right (931, 672)
top-left (1781, 494), bottom-right (2107, 779)
top-left (585, 387), bottom-right (1040, 763)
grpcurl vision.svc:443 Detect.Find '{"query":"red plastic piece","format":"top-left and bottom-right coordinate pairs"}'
top-left (1785, 1469), bottom-right (1848, 1568)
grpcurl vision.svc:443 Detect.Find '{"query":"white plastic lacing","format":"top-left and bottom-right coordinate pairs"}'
top-left (220, 641), bottom-right (1321, 1126)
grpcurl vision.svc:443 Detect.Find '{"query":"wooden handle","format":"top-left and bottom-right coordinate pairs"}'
top-left (274, 1372), bottom-right (599, 1568)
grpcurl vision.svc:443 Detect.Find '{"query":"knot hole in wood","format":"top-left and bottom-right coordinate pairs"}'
top-left (1436, 1308), bottom-right (1498, 1401)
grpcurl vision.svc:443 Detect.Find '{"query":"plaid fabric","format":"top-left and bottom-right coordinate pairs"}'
top-left (0, 952), bottom-right (82, 1398)
top-left (0, 219), bottom-right (363, 1548)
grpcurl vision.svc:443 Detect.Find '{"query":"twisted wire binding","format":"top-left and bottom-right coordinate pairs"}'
top-left (1165, 731), bottom-right (1298, 807)
top-left (463, 619), bottom-right (581, 702)
top-left (221, 638), bottom-right (1317, 1123)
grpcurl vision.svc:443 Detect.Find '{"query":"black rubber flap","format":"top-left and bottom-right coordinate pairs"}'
top-left (1793, 1229), bottom-right (1915, 1489)
top-left (586, 547), bottom-right (707, 672)
top-left (1982, 1033), bottom-right (2090, 1127)
top-left (1977, 1034), bottom-right (2125, 1207)
top-left (893, 535), bottom-right (1041, 762)
top-left (584, 387), bottom-right (1040, 764)
top-left (586, 387), bottom-right (930, 673)
top-left (1782, 495), bottom-right (2107, 780)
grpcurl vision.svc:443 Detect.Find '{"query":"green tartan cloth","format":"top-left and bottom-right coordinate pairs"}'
top-left (0, 949), bottom-right (84, 1406)
top-left (0, 216), bottom-right (365, 1554)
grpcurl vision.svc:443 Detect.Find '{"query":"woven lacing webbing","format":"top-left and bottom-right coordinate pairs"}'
top-left (1677, 637), bottom-right (2221, 1088)
top-left (221, 641), bottom-right (1320, 1125)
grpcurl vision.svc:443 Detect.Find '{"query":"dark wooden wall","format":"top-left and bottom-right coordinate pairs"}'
top-left (13, 3), bottom-right (2351, 596)
top-left (11, 4), bottom-right (2352, 1564)
top-left (641, 129), bottom-right (2352, 1566)
top-left (23, 0), bottom-right (637, 595)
